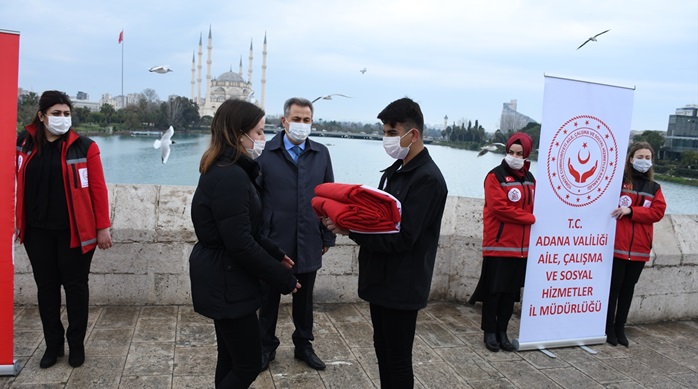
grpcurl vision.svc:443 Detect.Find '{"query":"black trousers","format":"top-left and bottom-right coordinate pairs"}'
top-left (24, 226), bottom-right (94, 352)
top-left (607, 257), bottom-right (645, 329)
top-left (213, 313), bottom-right (262, 388)
top-left (259, 271), bottom-right (317, 352)
top-left (481, 291), bottom-right (517, 333)
top-left (370, 303), bottom-right (419, 389)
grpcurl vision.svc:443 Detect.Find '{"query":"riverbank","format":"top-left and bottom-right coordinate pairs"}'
top-left (655, 174), bottom-right (698, 187)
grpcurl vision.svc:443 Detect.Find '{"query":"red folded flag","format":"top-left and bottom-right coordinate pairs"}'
top-left (311, 183), bottom-right (401, 234)
top-left (118, 31), bottom-right (123, 44)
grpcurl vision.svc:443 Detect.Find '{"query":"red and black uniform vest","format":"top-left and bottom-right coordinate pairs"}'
top-left (16, 125), bottom-right (111, 253)
top-left (482, 161), bottom-right (536, 258)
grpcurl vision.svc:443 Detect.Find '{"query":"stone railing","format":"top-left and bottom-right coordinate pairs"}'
top-left (13, 184), bottom-right (698, 323)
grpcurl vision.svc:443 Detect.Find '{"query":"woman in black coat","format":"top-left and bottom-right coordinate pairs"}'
top-left (189, 99), bottom-right (300, 388)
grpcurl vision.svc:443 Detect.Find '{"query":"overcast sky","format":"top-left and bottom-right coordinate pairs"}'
top-left (2, 0), bottom-right (696, 131)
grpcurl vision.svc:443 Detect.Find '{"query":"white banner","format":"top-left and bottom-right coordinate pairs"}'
top-left (517, 75), bottom-right (634, 351)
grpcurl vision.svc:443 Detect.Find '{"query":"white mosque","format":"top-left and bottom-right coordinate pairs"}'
top-left (191, 27), bottom-right (268, 118)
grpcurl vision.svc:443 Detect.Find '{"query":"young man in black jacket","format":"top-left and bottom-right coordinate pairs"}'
top-left (324, 97), bottom-right (448, 388)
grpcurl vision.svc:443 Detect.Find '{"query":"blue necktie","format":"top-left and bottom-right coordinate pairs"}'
top-left (291, 145), bottom-right (302, 163)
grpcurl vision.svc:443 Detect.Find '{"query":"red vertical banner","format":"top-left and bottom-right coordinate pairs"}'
top-left (0, 29), bottom-right (20, 376)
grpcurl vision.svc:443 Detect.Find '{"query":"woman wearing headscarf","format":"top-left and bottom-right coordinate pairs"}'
top-left (471, 132), bottom-right (535, 352)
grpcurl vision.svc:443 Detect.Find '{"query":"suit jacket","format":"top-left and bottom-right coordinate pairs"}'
top-left (256, 131), bottom-right (335, 273)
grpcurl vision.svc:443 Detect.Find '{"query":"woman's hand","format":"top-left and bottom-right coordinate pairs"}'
top-left (611, 207), bottom-right (631, 220)
top-left (291, 281), bottom-right (302, 294)
top-left (280, 255), bottom-right (295, 269)
top-left (97, 228), bottom-right (112, 249)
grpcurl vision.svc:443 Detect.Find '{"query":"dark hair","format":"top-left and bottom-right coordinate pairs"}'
top-left (29, 90), bottom-right (73, 155)
top-left (624, 141), bottom-right (655, 183)
top-left (377, 97), bottom-right (424, 135)
top-left (283, 97), bottom-right (314, 117)
top-left (199, 99), bottom-right (265, 173)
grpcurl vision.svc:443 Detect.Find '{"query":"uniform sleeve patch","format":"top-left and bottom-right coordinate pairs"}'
top-left (78, 168), bottom-right (89, 188)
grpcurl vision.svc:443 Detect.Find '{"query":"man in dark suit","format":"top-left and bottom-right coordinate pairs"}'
top-left (256, 97), bottom-right (335, 371)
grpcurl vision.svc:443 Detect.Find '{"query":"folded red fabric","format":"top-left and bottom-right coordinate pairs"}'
top-left (311, 183), bottom-right (401, 233)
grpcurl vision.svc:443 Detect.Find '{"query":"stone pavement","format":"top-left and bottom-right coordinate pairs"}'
top-left (2, 302), bottom-right (697, 388)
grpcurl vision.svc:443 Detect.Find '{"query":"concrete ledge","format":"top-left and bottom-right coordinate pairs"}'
top-left (14, 184), bottom-right (698, 323)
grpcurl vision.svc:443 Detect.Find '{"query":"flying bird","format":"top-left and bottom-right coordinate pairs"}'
top-left (576, 29), bottom-right (610, 50)
top-left (149, 65), bottom-right (173, 74)
top-left (477, 142), bottom-right (506, 157)
top-left (360, 68), bottom-right (367, 74)
top-left (311, 94), bottom-right (352, 103)
top-left (153, 126), bottom-right (175, 163)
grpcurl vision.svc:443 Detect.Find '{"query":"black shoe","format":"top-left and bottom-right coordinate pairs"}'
top-left (260, 350), bottom-right (276, 371)
top-left (39, 346), bottom-right (64, 369)
top-left (68, 345), bottom-right (85, 368)
top-left (606, 326), bottom-right (618, 346)
top-left (294, 348), bottom-right (326, 370)
top-left (616, 325), bottom-right (629, 347)
top-left (484, 332), bottom-right (500, 352)
top-left (498, 332), bottom-right (515, 352)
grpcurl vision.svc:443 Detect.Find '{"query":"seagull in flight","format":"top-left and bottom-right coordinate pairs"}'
top-left (153, 126), bottom-right (175, 163)
top-left (577, 29), bottom-right (610, 50)
top-left (477, 142), bottom-right (506, 157)
top-left (149, 65), bottom-right (173, 74)
top-left (360, 68), bottom-right (367, 74)
top-left (312, 94), bottom-right (352, 103)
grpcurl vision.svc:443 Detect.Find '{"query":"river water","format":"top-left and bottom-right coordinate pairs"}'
top-left (92, 133), bottom-right (697, 215)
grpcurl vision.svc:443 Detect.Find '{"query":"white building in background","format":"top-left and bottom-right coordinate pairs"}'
top-left (100, 93), bottom-right (140, 109)
top-left (191, 27), bottom-right (268, 118)
top-left (72, 91), bottom-right (100, 112)
top-left (499, 99), bottom-right (538, 131)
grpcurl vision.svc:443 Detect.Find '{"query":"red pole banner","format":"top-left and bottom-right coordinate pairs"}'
top-left (0, 29), bottom-right (20, 376)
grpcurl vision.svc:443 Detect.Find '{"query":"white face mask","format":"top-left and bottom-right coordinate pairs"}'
top-left (286, 122), bottom-right (311, 143)
top-left (632, 158), bottom-right (652, 173)
top-left (46, 116), bottom-right (71, 135)
top-left (504, 154), bottom-right (525, 170)
top-left (383, 130), bottom-right (413, 160)
top-left (244, 134), bottom-right (265, 159)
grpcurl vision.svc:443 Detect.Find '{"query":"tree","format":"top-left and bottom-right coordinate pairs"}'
top-left (519, 122), bottom-right (541, 150)
top-left (100, 103), bottom-right (117, 124)
top-left (17, 92), bottom-right (39, 128)
top-left (160, 96), bottom-right (200, 130)
top-left (633, 130), bottom-right (665, 156)
top-left (492, 129), bottom-right (507, 144)
top-left (122, 105), bottom-right (142, 129)
top-left (73, 107), bottom-right (92, 127)
top-left (142, 88), bottom-right (160, 104)
top-left (679, 150), bottom-right (698, 169)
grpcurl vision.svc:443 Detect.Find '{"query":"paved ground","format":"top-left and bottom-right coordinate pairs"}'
top-left (2, 302), bottom-right (697, 388)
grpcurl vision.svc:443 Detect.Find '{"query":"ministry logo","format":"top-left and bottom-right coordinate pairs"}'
top-left (547, 115), bottom-right (618, 207)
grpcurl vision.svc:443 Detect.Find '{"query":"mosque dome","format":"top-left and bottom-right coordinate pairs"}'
top-left (216, 71), bottom-right (245, 83)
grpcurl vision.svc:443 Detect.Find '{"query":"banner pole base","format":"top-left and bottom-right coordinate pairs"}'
top-left (539, 348), bottom-right (557, 358)
top-left (579, 345), bottom-right (598, 355)
top-left (0, 360), bottom-right (22, 376)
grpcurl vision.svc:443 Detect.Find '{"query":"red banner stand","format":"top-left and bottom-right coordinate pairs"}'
top-left (0, 29), bottom-right (21, 376)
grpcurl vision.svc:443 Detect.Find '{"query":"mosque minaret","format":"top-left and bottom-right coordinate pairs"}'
top-left (196, 33), bottom-right (203, 106)
top-left (261, 33), bottom-right (267, 109)
top-left (205, 27), bottom-right (212, 108)
top-left (191, 27), bottom-right (267, 117)
top-left (190, 52), bottom-right (195, 102)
